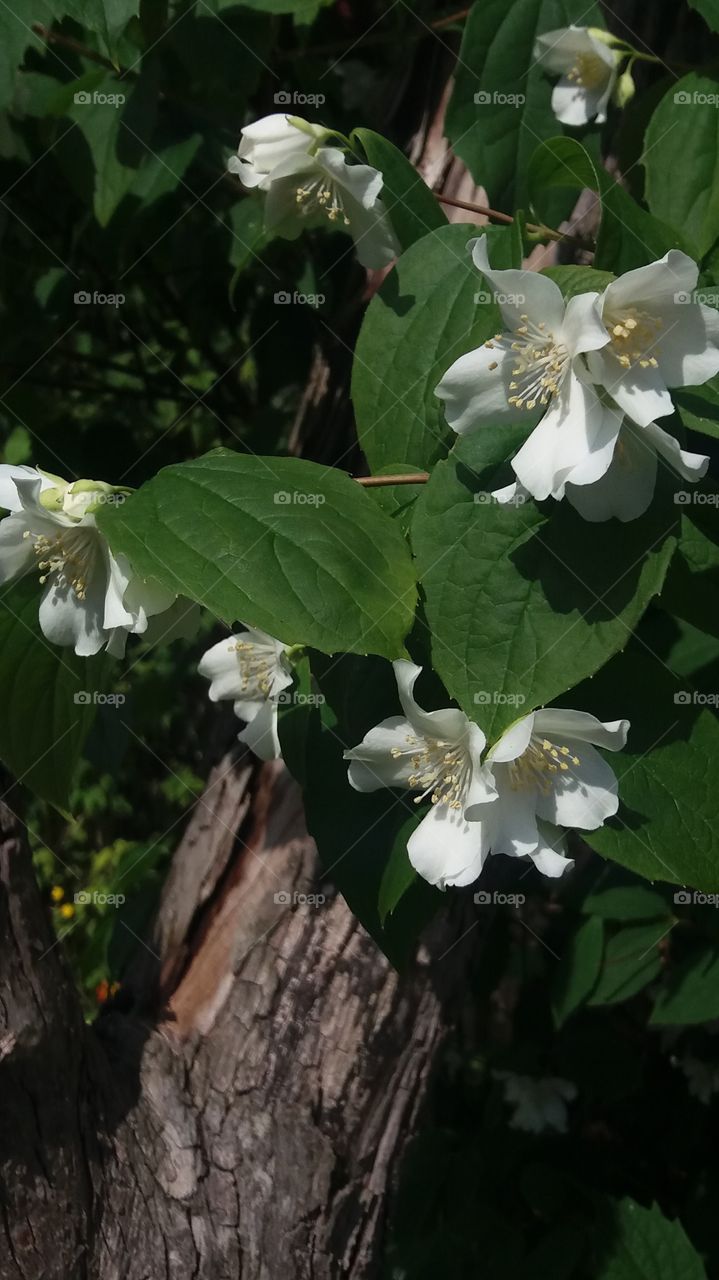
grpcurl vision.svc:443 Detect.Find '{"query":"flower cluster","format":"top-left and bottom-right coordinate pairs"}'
top-left (228, 113), bottom-right (399, 270)
top-left (344, 660), bottom-right (629, 889)
top-left (0, 466), bottom-right (180, 656)
top-left (436, 237), bottom-right (718, 521)
top-left (198, 626), bottom-right (294, 761)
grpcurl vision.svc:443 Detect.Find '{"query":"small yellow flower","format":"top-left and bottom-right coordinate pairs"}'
top-left (59, 903), bottom-right (75, 920)
top-left (50, 885), bottom-right (65, 903)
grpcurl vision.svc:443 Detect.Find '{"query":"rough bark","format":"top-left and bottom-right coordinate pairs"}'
top-left (0, 750), bottom-right (476, 1280)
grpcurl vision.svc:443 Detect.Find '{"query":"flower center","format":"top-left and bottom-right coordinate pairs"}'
top-left (485, 316), bottom-right (569, 411)
top-left (25, 526), bottom-right (97, 600)
top-left (391, 735), bottom-right (468, 809)
top-left (567, 52), bottom-right (608, 90)
top-left (295, 176), bottom-right (350, 227)
top-left (508, 738), bottom-right (580, 795)
top-left (606, 307), bottom-right (662, 371)
top-left (233, 642), bottom-right (277, 697)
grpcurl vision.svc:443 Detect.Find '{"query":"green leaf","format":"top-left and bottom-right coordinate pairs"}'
top-left (411, 428), bottom-right (678, 741)
top-left (595, 1198), bottom-right (707, 1280)
top-left (378, 841), bottom-right (417, 924)
top-left (528, 135), bottom-right (687, 272)
top-left (352, 223), bottom-right (518, 475)
top-left (661, 485), bottom-right (719, 639)
top-left (228, 198), bottom-right (268, 272)
top-left (588, 921), bottom-right (669, 1006)
top-left (688, 0), bottom-right (719, 31)
top-left (351, 128), bottom-right (447, 253)
top-left (580, 650), bottom-right (719, 893)
top-left (0, 577), bottom-right (102, 808)
top-left (64, 0), bottom-right (139, 61)
top-left (583, 885), bottom-right (673, 921)
top-left (675, 379), bottom-right (719, 441)
top-left (644, 75), bottom-right (719, 258)
top-left (444, 0), bottom-right (602, 211)
top-left (651, 945), bottom-right (719, 1026)
top-left (97, 450), bottom-right (417, 661)
top-left (551, 915), bottom-right (604, 1027)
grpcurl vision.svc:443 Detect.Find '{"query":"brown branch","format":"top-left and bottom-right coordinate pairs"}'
top-left (436, 193), bottom-right (593, 249)
top-left (31, 22), bottom-right (127, 74)
top-left (354, 472), bottom-right (430, 487)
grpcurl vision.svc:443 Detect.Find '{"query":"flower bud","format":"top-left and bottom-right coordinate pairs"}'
top-left (614, 68), bottom-right (636, 108)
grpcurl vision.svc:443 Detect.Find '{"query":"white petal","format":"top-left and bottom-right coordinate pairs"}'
top-left (654, 301), bottom-right (719, 389)
top-left (407, 803), bottom-right (487, 890)
top-left (512, 374), bottom-right (615, 501)
top-left (0, 465), bottom-right (43, 512)
top-left (603, 250), bottom-right (698, 312)
top-left (392, 659), bottom-right (468, 744)
top-left (103, 550), bottom-right (135, 632)
top-left (198, 635), bottom-right (246, 702)
top-left (316, 146), bottom-right (383, 210)
top-left (470, 235), bottom-right (566, 333)
top-left (234, 113), bottom-right (313, 187)
top-left (535, 741), bottom-right (620, 830)
top-left (533, 708), bottom-right (629, 751)
top-left (586, 348), bottom-right (673, 428)
top-left (237, 698), bottom-right (281, 761)
top-left (485, 779), bottom-right (540, 857)
top-left (435, 343), bottom-right (528, 435)
top-left (531, 822), bottom-right (574, 877)
top-left (562, 292), bottom-right (610, 356)
top-left (345, 717), bottom-right (421, 792)
top-left (487, 713), bottom-right (535, 764)
top-left (566, 420), bottom-right (656, 522)
top-left (644, 419), bottom-right (709, 482)
top-left (551, 78), bottom-right (608, 126)
top-left (0, 512), bottom-right (37, 583)
top-left (38, 575), bottom-right (106, 656)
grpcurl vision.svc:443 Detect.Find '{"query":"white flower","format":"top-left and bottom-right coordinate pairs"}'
top-left (472, 707), bottom-right (630, 878)
top-left (565, 417), bottom-right (709, 522)
top-left (0, 466), bottom-right (175, 657)
top-left (435, 236), bottom-right (620, 501)
top-left (495, 1071), bottom-right (577, 1134)
top-left (586, 251), bottom-right (719, 428)
top-left (198, 626), bottom-right (293, 762)
top-left (229, 113), bottom-right (399, 270)
top-left (534, 26), bottom-right (619, 125)
top-left (344, 660), bottom-right (497, 890)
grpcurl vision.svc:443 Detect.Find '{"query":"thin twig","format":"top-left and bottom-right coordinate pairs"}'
top-left (354, 472), bottom-right (430, 487)
top-left (436, 193), bottom-right (592, 249)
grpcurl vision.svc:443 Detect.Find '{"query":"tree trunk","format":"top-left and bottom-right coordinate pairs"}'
top-left (0, 750), bottom-right (476, 1280)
